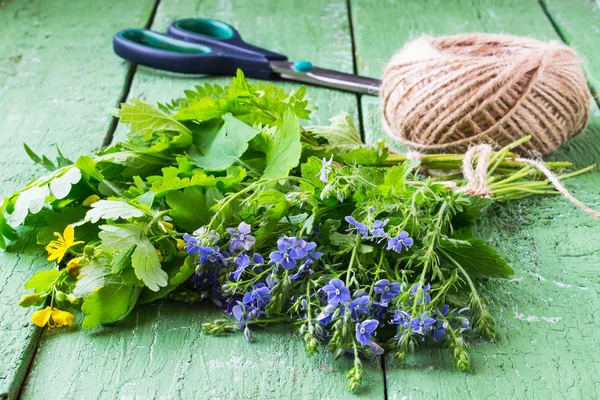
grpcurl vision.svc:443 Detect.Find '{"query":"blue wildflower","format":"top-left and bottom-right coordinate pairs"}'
top-left (390, 310), bottom-right (411, 326)
top-left (232, 302), bottom-right (261, 329)
top-left (252, 253), bottom-right (264, 264)
top-left (345, 216), bottom-right (369, 238)
top-left (269, 242), bottom-right (300, 270)
top-left (374, 279), bottom-right (401, 304)
top-left (226, 222), bottom-right (256, 252)
top-left (387, 231), bottom-right (414, 253)
top-left (408, 311), bottom-right (436, 335)
top-left (242, 283), bottom-right (272, 308)
top-left (183, 233), bottom-right (204, 254)
top-left (316, 303), bottom-right (337, 325)
top-left (305, 241), bottom-right (323, 260)
top-left (411, 283), bottom-right (432, 304)
top-left (322, 278), bottom-right (351, 306)
top-left (317, 155), bottom-right (333, 183)
top-left (290, 259), bottom-right (315, 280)
top-left (348, 295), bottom-right (370, 320)
top-left (231, 253), bottom-right (250, 281)
top-left (355, 319), bottom-right (379, 345)
top-left (191, 271), bottom-right (218, 289)
top-left (199, 246), bottom-right (225, 266)
top-left (370, 219), bottom-right (389, 238)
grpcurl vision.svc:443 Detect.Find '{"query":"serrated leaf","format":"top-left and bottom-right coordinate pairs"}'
top-left (166, 187), bottom-right (210, 232)
top-left (440, 238), bottom-right (514, 278)
top-left (85, 200), bottom-right (145, 223)
top-left (263, 110), bottom-right (302, 179)
top-left (49, 167), bottom-right (82, 199)
top-left (307, 112), bottom-right (362, 146)
top-left (384, 160), bottom-right (420, 193)
top-left (190, 114), bottom-right (260, 170)
top-left (117, 98), bottom-right (191, 138)
top-left (99, 224), bottom-right (168, 291)
top-left (149, 166), bottom-right (246, 197)
top-left (9, 185), bottom-right (50, 227)
top-left (73, 254), bottom-right (116, 297)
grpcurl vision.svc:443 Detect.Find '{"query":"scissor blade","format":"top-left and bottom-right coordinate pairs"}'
top-left (269, 61), bottom-right (380, 96)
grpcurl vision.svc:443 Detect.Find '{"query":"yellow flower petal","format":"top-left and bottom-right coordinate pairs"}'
top-left (31, 306), bottom-right (52, 327)
top-left (176, 239), bottom-right (185, 250)
top-left (63, 225), bottom-right (75, 243)
top-left (82, 194), bottom-right (100, 207)
top-left (156, 249), bottom-right (164, 262)
top-left (50, 309), bottom-right (75, 328)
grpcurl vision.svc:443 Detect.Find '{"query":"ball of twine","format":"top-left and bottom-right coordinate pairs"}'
top-left (381, 33), bottom-right (590, 155)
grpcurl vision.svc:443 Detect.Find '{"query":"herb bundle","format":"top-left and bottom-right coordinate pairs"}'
top-left (5, 71), bottom-right (591, 391)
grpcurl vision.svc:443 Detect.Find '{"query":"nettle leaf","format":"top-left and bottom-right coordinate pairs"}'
top-left (99, 224), bottom-right (168, 291)
top-left (85, 200), bottom-right (146, 223)
top-left (24, 269), bottom-right (59, 294)
top-left (384, 160), bottom-right (420, 193)
top-left (166, 186), bottom-right (210, 232)
top-left (173, 97), bottom-right (231, 121)
top-left (81, 283), bottom-right (139, 329)
top-left (9, 185), bottom-right (50, 227)
top-left (307, 112), bottom-right (362, 146)
top-left (440, 238), bottom-right (514, 278)
top-left (190, 113), bottom-right (260, 170)
top-left (263, 110), bottom-right (302, 179)
top-left (116, 98), bottom-right (191, 138)
top-left (49, 167), bottom-right (82, 199)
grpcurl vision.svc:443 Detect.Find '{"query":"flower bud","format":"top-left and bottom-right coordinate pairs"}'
top-left (19, 293), bottom-right (41, 307)
top-left (67, 294), bottom-right (78, 304)
top-left (84, 245), bottom-right (95, 256)
top-left (82, 194), bottom-right (100, 207)
top-left (55, 291), bottom-right (67, 302)
top-left (176, 239), bottom-right (185, 250)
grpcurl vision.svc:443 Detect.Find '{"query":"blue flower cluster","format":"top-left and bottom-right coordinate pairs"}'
top-left (269, 236), bottom-right (322, 280)
top-left (231, 282), bottom-right (273, 330)
top-left (317, 278), bottom-right (380, 346)
top-left (345, 216), bottom-right (413, 253)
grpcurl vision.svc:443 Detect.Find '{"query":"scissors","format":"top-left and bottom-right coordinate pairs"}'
top-left (113, 18), bottom-right (380, 96)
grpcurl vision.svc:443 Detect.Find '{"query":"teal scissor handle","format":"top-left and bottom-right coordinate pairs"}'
top-left (167, 18), bottom-right (288, 61)
top-left (113, 28), bottom-right (273, 78)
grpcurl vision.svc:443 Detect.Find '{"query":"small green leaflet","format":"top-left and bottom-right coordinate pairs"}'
top-left (166, 187), bottom-right (210, 232)
top-left (81, 283), bottom-right (138, 329)
top-left (116, 98), bottom-right (191, 139)
top-left (306, 112), bottom-right (362, 146)
top-left (440, 238), bottom-right (514, 278)
top-left (263, 110), bottom-right (302, 179)
top-left (24, 269), bottom-right (59, 294)
top-left (190, 113), bottom-right (260, 170)
top-left (85, 200), bottom-right (146, 223)
top-left (99, 224), bottom-right (168, 291)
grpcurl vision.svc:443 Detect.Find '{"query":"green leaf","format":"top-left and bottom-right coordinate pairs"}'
top-left (384, 160), bottom-right (420, 193)
top-left (99, 224), bottom-right (168, 291)
top-left (190, 114), bottom-right (260, 170)
top-left (36, 207), bottom-right (88, 245)
top-left (255, 190), bottom-right (289, 242)
top-left (149, 166), bottom-right (246, 197)
top-left (48, 167), bottom-right (82, 199)
top-left (23, 143), bottom-right (56, 171)
top-left (116, 98), bottom-right (191, 138)
top-left (24, 269), bottom-right (59, 294)
top-left (85, 200), bottom-right (146, 223)
top-left (76, 155), bottom-right (104, 181)
top-left (170, 256), bottom-right (196, 285)
top-left (73, 254), bottom-right (117, 297)
top-left (300, 157), bottom-right (326, 189)
top-left (440, 238), bottom-right (514, 278)
top-left (307, 112), bottom-right (362, 146)
top-left (81, 282), bottom-right (137, 329)
top-left (263, 110), bottom-right (302, 179)
top-left (166, 187), bottom-right (210, 232)
top-left (111, 245), bottom-right (135, 274)
top-left (173, 97), bottom-right (230, 121)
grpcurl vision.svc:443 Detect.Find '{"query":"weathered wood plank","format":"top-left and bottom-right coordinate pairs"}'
top-left (20, 1), bottom-right (386, 399)
top-left (351, 0), bottom-right (600, 398)
top-left (0, 0), bottom-right (156, 398)
top-left (541, 0), bottom-right (600, 95)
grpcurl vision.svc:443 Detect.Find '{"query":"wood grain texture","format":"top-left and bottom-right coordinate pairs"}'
top-left (20, 1), bottom-right (386, 399)
top-left (541, 0), bottom-right (600, 95)
top-left (0, 0), bottom-right (155, 398)
top-left (351, 0), bottom-right (600, 398)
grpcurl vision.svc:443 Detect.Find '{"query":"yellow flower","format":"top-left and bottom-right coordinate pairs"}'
top-left (176, 239), bottom-right (185, 249)
top-left (82, 194), bottom-right (100, 207)
top-left (31, 306), bottom-right (75, 328)
top-left (156, 249), bottom-right (164, 262)
top-left (45, 225), bottom-right (83, 263)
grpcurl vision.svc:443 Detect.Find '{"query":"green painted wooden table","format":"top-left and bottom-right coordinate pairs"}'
top-left (1, 0), bottom-right (599, 399)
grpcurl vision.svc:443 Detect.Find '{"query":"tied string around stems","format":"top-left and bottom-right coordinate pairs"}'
top-left (451, 144), bottom-right (600, 218)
